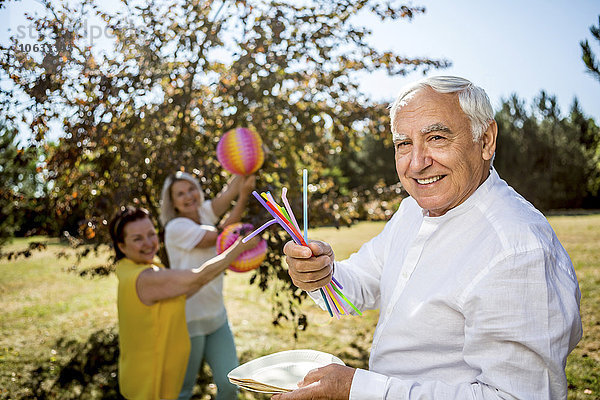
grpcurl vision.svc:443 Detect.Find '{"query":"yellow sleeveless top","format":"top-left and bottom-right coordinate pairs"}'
top-left (116, 258), bottom-right (190, 400)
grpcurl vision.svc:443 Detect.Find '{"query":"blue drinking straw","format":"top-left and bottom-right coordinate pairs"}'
top-left (303, 169), bottom-right (308, 240)
top-left (302, 169), bottom-right (331, 316)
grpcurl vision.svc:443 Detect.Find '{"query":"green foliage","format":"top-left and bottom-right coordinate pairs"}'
top-left (0, 0), bottom-right (447, 323)
top-left (324, 128), bottom-right (405, 223)
top-left (581, 15), bottom-right (600, 81)
top-left (0, 0), bottom-right (447, 238)
top-left (0, 124), bottom-right (53, 247)
top-left (26, 326), bottom-right (250, 399)
top-left (27, 329), bottom-right (123, 400)
top-left (494, 92), bottom-right (600, 210)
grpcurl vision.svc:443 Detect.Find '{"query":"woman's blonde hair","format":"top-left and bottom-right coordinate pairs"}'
top-left (159, 171), bottom-right (206, 227)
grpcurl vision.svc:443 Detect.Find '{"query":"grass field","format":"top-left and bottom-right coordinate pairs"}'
top-left (1, 216), bottom-right (599, 399)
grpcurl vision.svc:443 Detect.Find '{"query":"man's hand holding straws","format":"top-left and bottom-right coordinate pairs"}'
top-left (283, 240), bottom-right (334, 293)
top-left (240, 169), bottom-right (362, 399)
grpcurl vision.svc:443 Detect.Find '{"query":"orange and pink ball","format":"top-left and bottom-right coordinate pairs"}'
top-left (216, 127), bottom-right (264, 175)
top-left (216, 223), bottom-right (268, 273)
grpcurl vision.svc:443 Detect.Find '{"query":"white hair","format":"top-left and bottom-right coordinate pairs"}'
top-left (159, 171), bottom-right (206, 227)
top-left (389, 76), bottom-right (494, 141)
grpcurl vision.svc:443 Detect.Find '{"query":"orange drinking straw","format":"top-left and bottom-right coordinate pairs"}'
top-left (281, 187), bottom-right (301, 233)
top-left (245, 180), bottom-right (361, 319)
top-left (261, 193), bottom-right (307, 246)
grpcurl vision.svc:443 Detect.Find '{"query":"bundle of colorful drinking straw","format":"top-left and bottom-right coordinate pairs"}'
top-left (242, 169), bottom-right (362, 319)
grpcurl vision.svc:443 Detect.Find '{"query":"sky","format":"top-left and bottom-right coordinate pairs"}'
top-left (357, 0), bottom-right (600, 120)
top-left (1, 0), bottom-right (599, 138)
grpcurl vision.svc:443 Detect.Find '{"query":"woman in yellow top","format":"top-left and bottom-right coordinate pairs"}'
top-left (109, 206), bottom-right (258, 400)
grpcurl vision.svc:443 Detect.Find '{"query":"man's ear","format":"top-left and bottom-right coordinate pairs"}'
top-left (117, 242), bottom-right (126, 255)
top-left (481, 120), bottom-right (498, 161)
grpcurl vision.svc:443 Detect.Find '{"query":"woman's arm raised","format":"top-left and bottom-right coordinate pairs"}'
top-left (219, 175), bottom-right (255, 228)
top-left (211, 175), bottom-right (242, 218)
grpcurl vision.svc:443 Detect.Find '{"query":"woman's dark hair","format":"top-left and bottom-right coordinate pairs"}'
top-left (109, 206), bottom-right (151, 260)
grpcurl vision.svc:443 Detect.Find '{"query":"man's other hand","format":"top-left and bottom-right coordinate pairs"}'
top-left (272, 364), bottom-right (355, 400)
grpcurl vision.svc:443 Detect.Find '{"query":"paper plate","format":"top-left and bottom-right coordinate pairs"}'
top-left (230, 381), bottom-right (288, 394)
top-left (229, 376), bottom-right (290, 393)
top-left (228, 349), bottom-right (345, 392)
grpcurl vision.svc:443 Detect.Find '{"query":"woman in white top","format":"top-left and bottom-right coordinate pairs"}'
top-left (160, 171), bottom-right (256, 400)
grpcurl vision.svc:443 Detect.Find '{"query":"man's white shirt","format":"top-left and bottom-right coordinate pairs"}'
top-left (309, 169), bottom-right (582, 399)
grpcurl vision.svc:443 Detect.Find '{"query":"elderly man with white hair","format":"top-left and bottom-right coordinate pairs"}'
top-left (278, 76), bottom-right (582, 400)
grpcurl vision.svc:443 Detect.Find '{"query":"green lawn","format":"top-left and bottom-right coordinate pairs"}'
top-left (1, 217), bottom-right (598, 399)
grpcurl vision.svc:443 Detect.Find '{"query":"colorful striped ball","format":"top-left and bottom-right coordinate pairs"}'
top-left (216, 127), bottom-right (264, 175)
top-left (216, 223), bottom-right (268, 273)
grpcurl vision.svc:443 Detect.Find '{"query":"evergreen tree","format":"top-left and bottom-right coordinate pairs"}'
top-left (494, 93), bottom-right (598, 210)
top-left (581, 15), bottom-right (600, 81)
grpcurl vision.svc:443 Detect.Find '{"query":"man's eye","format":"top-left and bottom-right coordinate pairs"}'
top-left (431, 135), bottom-right (445, 141)
top-left (395, 141), bottom-right (410, 148)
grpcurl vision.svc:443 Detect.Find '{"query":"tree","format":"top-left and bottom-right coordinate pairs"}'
top-left (568, 99), bottom-right (600, 207)
top-left (0, 0), bottom-right (448, 317)
top-left (581, 15), bottom-right (600, 81)
top-left (0, 123), bottom-right (53, 251)
top-left (1, 1), bottom-right (450, 395)
top-left (494, 92), bottom-right (599, 210)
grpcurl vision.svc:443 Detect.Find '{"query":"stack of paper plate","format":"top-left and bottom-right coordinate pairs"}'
top-left (228, 349), bottom-right (345, 394)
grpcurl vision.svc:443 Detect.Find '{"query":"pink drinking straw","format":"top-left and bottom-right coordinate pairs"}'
top-left (330, 283), bottom-right (362, 315)
top-left (326, 284), bottom-right (348, 314)
top-left (323, 285), bottom-right (341, 319)
top-left (251, 191), bottom-right (304, 245)
top-left (261, 195), bottom-right (307, 245)
top-left (281, 187), bottom-right (302, 234)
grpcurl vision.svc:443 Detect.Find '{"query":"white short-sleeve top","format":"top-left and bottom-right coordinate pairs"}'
top-left (164, 200), bottom-right (227, 336)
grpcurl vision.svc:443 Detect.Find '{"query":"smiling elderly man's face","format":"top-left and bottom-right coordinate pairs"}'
top-left (392, 87), bottom-right (497, 217)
